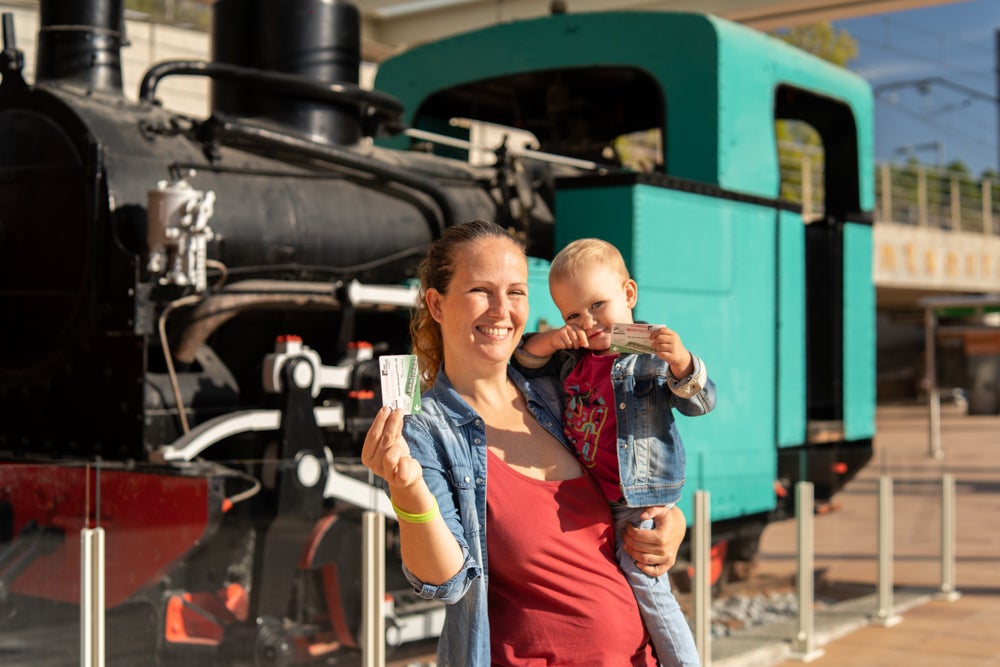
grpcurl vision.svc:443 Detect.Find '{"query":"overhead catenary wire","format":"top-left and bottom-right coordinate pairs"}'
top-left (847, 13), bottom-right (995, 82)
top-left (877, 101), bottom-right (999, 171)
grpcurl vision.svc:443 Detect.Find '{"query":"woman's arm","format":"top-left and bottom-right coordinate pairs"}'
top-left (619, 505), bottom-right (687, 577)
top-left (362, 406), bottom-right (465, 583)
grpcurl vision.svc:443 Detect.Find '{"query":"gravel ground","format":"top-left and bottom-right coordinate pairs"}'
top-left (709, 591), bottom-right (799, 638)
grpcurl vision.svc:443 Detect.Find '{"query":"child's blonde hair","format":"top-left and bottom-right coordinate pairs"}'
top-left (549, 238), bottom-right (630, 287)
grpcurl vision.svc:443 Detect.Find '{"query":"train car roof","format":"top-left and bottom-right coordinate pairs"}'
top-left (375, 10), bottom-right (874, 212)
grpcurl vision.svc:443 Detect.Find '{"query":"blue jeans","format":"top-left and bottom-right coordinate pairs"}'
top-left (614, 504), bottom-right (701, 667)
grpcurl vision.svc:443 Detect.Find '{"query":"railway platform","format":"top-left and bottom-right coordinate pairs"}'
top-left (386, 401), bottom-right (999, 667)
top-left (717, 402), bottom-right (1000, 667)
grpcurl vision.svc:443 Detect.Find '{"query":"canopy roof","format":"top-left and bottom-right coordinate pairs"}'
top-left (355, 0), bottom-right (967, 60)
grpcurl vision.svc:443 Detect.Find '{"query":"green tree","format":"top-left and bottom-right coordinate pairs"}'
top-left (773, 22), bottom-right (858, 66)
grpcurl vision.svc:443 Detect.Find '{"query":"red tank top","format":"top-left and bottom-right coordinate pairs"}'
top-left (486, 449), bottom-right (655, 666)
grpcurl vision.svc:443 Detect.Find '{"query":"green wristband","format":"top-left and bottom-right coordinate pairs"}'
top-left (391, 497), bottom-right (440, 523)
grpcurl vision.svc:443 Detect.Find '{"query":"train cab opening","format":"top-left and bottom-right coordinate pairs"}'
top-left (775, 85), bottom-right (864, 427)
top-left (407, 66), bottom-right (665, 170)
top-left (774, 84), bottom-right (874, 498)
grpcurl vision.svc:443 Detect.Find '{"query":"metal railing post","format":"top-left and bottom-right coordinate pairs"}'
top-left (879, 163), bottom-right (892, 222)
top-left (938, 473), bottom-right (962, 601)
top-left (790, 482), bottom-right (824, 661)
top-left (81, 527), bottom-right (105, 667)
top-left (81, 463), bottom-right (105, 667)
top-left (917, 167), bottom-right (928, 226)
top-left (983, 179), bottom-right (994, 235)
top-left (362, 511), bottom-right (386, 667)
top-left (802, 155), bottom-right (813, 221)
top-left (924, 305), bottom-right (944, 460)
top-left (950, 177), bottom-right (961, 230)
top-left (693, 490), bottom-right (712, 667)
top-left (874, 476), bottom-right (902, 627)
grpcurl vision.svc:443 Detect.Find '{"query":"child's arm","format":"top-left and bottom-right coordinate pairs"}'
top-left (648, 326), bottom-right (716, 414)
top-left (648, 326), bottom-right (694, 379)
top-left (514, 326), bottom-right (589, 369)
top-left (668, 356), bottom-right (715, 415)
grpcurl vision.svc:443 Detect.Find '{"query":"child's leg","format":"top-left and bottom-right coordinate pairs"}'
top-left (614, 504), bottom-right (700, 667)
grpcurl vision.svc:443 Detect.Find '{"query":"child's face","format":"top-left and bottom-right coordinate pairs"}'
top-left (550, 264), bottom-right (637, 352)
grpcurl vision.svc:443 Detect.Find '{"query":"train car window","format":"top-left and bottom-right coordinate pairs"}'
top-left (774, 84), bottom-right (864, 425)
top-left (411, 66), bottom-right (665, 168)
top-left (774, 84), bottom-right (861, 221)
top-left (448, 119), bottom-right (662, 173)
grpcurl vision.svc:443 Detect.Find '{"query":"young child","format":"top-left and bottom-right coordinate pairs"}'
top-left (513, 238), bottom-right (716, 667)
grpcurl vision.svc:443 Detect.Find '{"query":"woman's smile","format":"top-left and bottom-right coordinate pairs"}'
top-left (477, 325), bottom-right (514, 338)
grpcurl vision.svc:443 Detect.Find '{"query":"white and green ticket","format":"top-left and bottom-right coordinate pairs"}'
top-left (609, 323), bottom-right (664, 355)
top-left (378, 354), bottom-right (422, 414)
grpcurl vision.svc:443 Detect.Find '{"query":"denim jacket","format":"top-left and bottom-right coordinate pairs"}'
top-left (397, 365), bottom-right (566, 666)
top-left (514, 345), bottom-right (717, 507)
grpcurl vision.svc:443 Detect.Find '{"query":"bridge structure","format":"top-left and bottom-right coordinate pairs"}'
top-left (351, 0), bottom-right (972, 60)
top-left (778, 147), bottom-right (1000, 311)
top-left (778, 144), bottom-right (1000, 409)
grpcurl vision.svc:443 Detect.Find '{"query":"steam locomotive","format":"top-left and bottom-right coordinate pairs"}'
top-left (0, 1), bottom-right (876, 665)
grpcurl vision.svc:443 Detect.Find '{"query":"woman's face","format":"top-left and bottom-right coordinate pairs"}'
top-left (426, 236), bottom-right (529, 369)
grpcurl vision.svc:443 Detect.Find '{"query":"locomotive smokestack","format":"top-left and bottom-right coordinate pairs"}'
top-left (212, 0), bottom-right (363, 145)
top-left (35, 0), bottom-right (125, 95)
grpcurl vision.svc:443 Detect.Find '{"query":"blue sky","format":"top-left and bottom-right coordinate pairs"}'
top-left (833, 0), bottom-right (999, 177)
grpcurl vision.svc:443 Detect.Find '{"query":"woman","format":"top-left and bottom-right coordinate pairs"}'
top-left (363, 220), bottom-right (687, 666)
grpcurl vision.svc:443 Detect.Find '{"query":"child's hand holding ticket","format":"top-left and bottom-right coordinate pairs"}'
top-left (378, 355), bottom-right (422, 414)
top-left (609, 323), bottom-right (665, 354)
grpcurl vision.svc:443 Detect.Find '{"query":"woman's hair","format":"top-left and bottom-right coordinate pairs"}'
top-left (548, 237), bottom-right (630, 286)
top-left (410, 220), bottom-right (525, 387)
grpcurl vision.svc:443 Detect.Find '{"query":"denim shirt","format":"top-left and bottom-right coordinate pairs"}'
top-left (515, 346), bottom-right (717, 507)
top-left (397, 365), bottom-right (566, 666)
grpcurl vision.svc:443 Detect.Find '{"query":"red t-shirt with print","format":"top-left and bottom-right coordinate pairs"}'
top-left (562, 352), bottom-right (622, 502)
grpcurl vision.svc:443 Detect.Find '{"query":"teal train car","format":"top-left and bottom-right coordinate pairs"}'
top-left (375, 10), bottom-right (875, 580)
